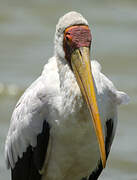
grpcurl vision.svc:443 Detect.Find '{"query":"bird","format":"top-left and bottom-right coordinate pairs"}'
top-left (5, 11), bottom-right (129, 180)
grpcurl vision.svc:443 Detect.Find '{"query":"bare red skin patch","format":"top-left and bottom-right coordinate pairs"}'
top-left (63, 25), bottom-right (92, 64)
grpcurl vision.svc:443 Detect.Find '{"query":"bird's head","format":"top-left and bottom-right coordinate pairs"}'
top-left (55, 11), bottom-right (106, 168)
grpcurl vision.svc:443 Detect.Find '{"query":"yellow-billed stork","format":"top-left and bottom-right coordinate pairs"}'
top-left (5, 11), bottom-right (129, 180)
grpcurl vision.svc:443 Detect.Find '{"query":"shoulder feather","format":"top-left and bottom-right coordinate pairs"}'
top-left (5, 57), bottom-right (58, 169)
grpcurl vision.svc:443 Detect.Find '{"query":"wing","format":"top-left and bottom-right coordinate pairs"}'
top-left (87, 60), bottom-right (129, 180)
top-left (11, 120), bottom-right (50, 180)
top-left (5, 57), bottom-right (59, 180)
top-left (88, 118), bottom-right (114, 180)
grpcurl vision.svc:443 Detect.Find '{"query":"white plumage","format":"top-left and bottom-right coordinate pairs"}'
top-left (5, 11), bottom-right (129, 180)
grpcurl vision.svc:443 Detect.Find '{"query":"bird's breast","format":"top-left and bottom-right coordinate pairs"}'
top-left (42, 107), bottom-right (100, 180)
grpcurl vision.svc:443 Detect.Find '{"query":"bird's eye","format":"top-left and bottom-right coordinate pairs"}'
top-left (66, 36), bottom-right (69, 41)
top-left (65, 34), bottom-right (72, 43)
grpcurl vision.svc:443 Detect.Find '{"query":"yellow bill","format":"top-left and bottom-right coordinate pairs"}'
top-left (71, 47), bottom-right (106, 168)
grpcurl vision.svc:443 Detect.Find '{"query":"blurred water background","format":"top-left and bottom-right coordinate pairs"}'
top-left (0, 0), bottom-right (137, 179)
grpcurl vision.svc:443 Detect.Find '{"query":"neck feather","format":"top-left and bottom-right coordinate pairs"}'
top-left (56, 56), bottom-right (84, 115)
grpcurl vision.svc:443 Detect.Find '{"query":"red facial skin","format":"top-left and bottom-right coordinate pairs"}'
top-left (63, 25), bottom-right (92, 64)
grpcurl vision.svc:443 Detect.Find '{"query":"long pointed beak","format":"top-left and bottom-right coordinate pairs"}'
top-left (71, 47), bottom-right (106, 168)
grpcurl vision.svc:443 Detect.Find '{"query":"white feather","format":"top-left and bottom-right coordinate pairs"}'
top-left (5, 57), bottom-right (129, 178)
top-left (5, 57), bottom-right (60, 169)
